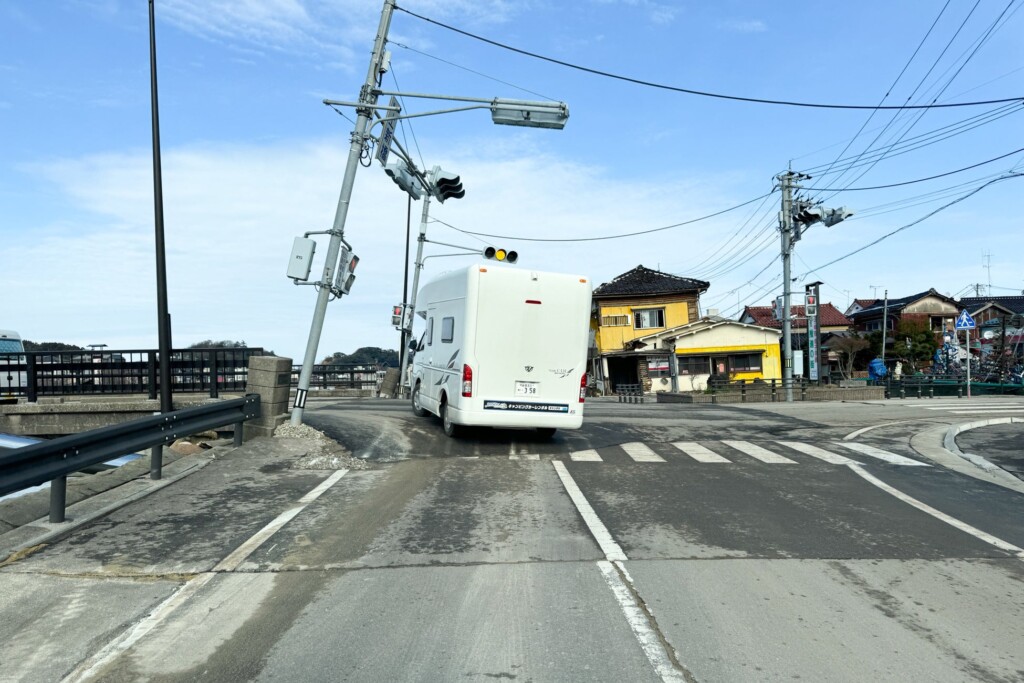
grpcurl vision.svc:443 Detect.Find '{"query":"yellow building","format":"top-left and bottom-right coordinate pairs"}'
top-left (632, 319), bottom-right (783, 393)
top-left (591, 265), bottom-right (709, 392)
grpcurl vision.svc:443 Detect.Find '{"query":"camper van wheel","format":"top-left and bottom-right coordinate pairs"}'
top-left (537, 428), bottom-right (556, 439)
top-left (411, 383), bottom-right (429, 417)
top-left (441, 401), bottom-right (461, 438)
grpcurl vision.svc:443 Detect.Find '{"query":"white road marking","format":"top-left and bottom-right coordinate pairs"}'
top-left (947, 409), bottom-right (1024, 414)
top-left (597, 560), bottom-right (686, 682)
top-left (671, 442), bottom-right (731, 463)
top-left (835, 442), bottom-right (929, 466)
top-left (62, 469), bottom-right (350, 683)
top-left (721, 440), bottom-right (797, 464)
top-left (843, 419), bottom-right (929, 440)
top-left (508, 453), bottom-right (540, 460)
top-left (621, 442), bottom-right (666, 462)
top-left (551, 460), bottom-right (626, 561)
top-left (778, 441), bottom-right (861, 465)
top-left (849, 465), bottom-right (1024, 559)
top-left (569, 449), bottom-right (603, 462)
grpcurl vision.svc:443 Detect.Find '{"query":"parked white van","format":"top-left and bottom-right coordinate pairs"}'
top-left (410, 265), bottom-right (591, 438)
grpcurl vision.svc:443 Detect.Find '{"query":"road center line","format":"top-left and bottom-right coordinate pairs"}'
top-left (597, 560), bottom-right (687, 683)
top-left (552, 460), bottom-right (626, 561)
top-left (848, 465), bottom-right (1024, 559)
top-left (62, 469), bottom-right (350, 683)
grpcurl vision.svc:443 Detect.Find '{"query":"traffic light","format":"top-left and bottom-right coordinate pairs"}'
top-left (335, 247), bottom-right (359, 295)
top-left (792, 203), bottom-right (853, 227)
top-left (391, 304), bottom-right (405, 328)
top-left (484, 246), bottom-right (518, 264)
top-left (384, 159), bottom-right (423, 200)
top-left (431, 168), bottom-right (465, 203)
top-left (805, 293), bottom-right (817, 318)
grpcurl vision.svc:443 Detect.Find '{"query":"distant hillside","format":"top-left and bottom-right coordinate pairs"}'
top-left (320, 347), bottom-right (398, 367)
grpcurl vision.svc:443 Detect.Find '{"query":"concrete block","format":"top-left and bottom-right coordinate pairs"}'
top-left (256, 400), bottom-right (289, 421)
top-left (244, 384), bottom-right (290, 406)
top-left (248, 355), bottom-right (292, 374)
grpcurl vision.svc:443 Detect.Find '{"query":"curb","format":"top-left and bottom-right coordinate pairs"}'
top-left (943, 417), bottom-right (1024, 476)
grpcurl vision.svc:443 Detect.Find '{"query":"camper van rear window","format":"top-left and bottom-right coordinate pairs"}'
top-left (441, 317), bottom-right (455, 343)
top-left (483, 400), bottom-right (569, 413)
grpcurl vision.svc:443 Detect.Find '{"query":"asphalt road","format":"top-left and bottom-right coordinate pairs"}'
top-left (1, 396), bottom-right (1022, 682)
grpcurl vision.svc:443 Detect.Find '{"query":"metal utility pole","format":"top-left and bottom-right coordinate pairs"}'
top-left (149, 0), bottom-right (173, 479)
top-left (396, 194), bottom-right (412, 396)
top-left (777, 171), bottom-right (852, 402)
top-left (291, 0), bottom-right (395, 426)
top-left (880, 290), bottom-right (889, 365)
top-left (397, 189), bottom-right (433, 397)
top-left (778, 171), bottom-right (799, 403)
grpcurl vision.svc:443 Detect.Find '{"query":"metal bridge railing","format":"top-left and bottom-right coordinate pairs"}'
top-left (0, 348), bottom-right (264, 401)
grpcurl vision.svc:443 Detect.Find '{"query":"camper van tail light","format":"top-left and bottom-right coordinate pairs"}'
top-left (462, 364), bottom-right (474, 397)
top-left (579, 373), bottom-right (587, 402)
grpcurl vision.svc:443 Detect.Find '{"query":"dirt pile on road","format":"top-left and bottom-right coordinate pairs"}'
top-left (273, 423), bottom-right (369, 470)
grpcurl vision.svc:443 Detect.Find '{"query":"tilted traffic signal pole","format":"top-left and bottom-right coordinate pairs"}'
top-left (290, 0), bottom-right (395, 426)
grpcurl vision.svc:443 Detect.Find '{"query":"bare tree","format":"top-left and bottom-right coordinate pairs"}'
top-left (830, 335), bottom-right (870, 380)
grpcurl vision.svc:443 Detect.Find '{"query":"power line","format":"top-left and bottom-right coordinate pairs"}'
top-left (433, 192), bottom-right (773, 242)
top-left (805, 146), bottom-right (1024, 191)
top-left (394, 5), bottom-right (1023, 111)
top-left (802, 172), bottom-right (1024, 275)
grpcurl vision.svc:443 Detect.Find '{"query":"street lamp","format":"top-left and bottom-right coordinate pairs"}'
top-left (777, 171), bottom-right (853, 403)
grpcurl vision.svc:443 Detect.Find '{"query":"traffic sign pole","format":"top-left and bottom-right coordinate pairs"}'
top-left (966, 327), bottom-right (971, 398)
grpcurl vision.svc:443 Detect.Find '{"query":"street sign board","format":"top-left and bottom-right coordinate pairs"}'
top-left (375, 96), bottom-right (400, 166)
top-left (954, 310), bottom-right (976, 330)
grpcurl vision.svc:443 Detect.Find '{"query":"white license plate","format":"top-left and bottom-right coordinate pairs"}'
top-left (515, 381), bottom-right (539, 396)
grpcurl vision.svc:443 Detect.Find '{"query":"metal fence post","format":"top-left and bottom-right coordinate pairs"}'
top-left (740, 380), bottom-right (747, 403)
top-left (151, 444), bottom-right (163, 480)
top-left (771, 379), bottom-right (777, 402)
top-left (147, 351), bottom-right (158, 400)
top-left (26, 353), bottom-right (38, 403)
top-left (49, 475), bottom-right (67, 523)
top-left (209, 352), bottom-right (219, 399)
top-left (234, 421), bottom-right (244, 446)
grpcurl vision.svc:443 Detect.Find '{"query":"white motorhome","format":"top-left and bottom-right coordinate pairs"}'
top-left (410, 265), bottom-right (592, 438)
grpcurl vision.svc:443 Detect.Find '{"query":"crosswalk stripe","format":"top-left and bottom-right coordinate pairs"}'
top-left (835, 442), bottom-right (929, 466)
top-left (947, 409), bottom-right (1024, 414)
top-left (509, 453), bottom-right (540, 460)
top-left (671, 442), bottom-right (731, 463)
top-left (621, 442), bottom-right (666, 462)
top-left (570, 449), bottom-right (603, 462)
top-left (777, 441), bottom-right (861, 465)
top-left (721, 440), bottom-right (797, 464)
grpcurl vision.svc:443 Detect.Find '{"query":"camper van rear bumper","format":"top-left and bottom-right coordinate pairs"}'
top-left (449, 402), bottom-right (583, 430)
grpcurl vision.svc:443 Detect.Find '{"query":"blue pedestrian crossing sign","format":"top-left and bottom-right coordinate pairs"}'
top-left (955, 310), bottom-right (976, 330)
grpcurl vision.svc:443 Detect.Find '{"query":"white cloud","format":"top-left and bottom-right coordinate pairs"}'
top-left (720, 19), bottom-right (767, 34)
top-left (7, 135), bottom-right (745, 358)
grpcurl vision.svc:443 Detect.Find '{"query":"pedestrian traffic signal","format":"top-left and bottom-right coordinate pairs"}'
top-left (431, 168), bottom-right (465, 203)
top-left (484, 247), bottom-right (518, 263)
top-left (335, 248), bottom-right (359, 295)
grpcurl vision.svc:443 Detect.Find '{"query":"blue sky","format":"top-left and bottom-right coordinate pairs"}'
top-left (2, 0), bottom-right (1022, 359)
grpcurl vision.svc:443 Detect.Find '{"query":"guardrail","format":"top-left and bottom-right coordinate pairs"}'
top-left (0, 394), bottom-right (260, 522)
top-left (0, 348), bottom-right (264, 401)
